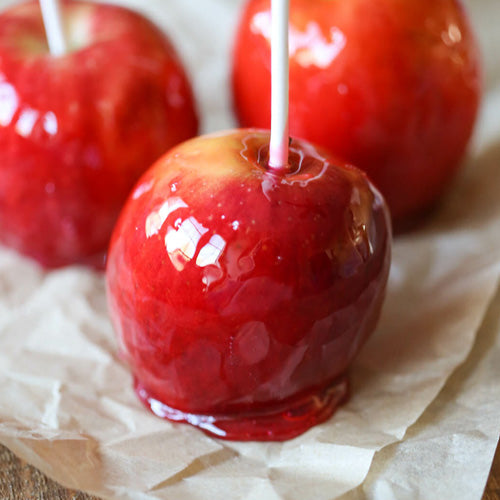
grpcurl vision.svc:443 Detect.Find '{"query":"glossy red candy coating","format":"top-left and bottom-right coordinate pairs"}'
top-left (232, 0), bottom-right (481, 228)
top-left (106, 130), bottom-right (391, 441)
top-left (0, 1), bottom-right (198, 268)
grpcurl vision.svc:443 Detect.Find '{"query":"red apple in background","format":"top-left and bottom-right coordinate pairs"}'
top-left (0, 0), bottom-right (198, 268)
top-left (106, 129), bottom-right (391, 441)
top-left (232, 0), bottom-right (481, 229)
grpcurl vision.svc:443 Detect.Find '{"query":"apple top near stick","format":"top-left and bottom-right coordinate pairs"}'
top-left (268, 0), bottom-right (289, 170)
top-left (39, 0), bottom-right (67, 56)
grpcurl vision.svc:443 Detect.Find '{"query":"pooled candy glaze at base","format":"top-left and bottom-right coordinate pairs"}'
top-left (232, 0), bottom-right (481, 229)
top-left (135, 376), bottom-right (349, 440)
top-left (106, 130), bottom-right (391, 441)
top-left (0, 1), bottom-right (198, 268)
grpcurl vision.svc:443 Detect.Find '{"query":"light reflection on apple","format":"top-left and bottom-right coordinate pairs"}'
top-left (15, 107), bottom-right (39, 137)
top-left (145, 197), bottom-right (188, 238)
top-left (0, 79), bottom-right (18, 127)
top-left (42, 111), bottom-right (58, 135)
top-left (165, 216), bottom-right (208, 271)
top-left (0, 79), bottom-right (59, 139)
top-left (251, 12), bottom-right (346, 69)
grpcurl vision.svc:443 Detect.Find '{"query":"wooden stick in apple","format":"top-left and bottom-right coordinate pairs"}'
top-left (39, 0), bottom-right (67, 56)
top-left (268, 0), bottom-right (289, 170)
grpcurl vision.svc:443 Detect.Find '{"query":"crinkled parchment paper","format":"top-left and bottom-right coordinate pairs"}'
top-left (1, 0), bottom-right (500, 499)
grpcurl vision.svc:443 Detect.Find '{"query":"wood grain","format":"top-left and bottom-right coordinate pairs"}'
top-left (484, 440), bottom-right (500, 500)
top-left (0, 444), bottom-right (101, 500)
top-left (0, 441), bottom-right (498, 499)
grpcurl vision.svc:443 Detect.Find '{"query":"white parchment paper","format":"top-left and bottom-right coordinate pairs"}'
top-left (0, 0), bottom-right (499, 499)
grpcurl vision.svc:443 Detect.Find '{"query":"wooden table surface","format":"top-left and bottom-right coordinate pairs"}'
top-left (0, 441), bottom-right (499, 499)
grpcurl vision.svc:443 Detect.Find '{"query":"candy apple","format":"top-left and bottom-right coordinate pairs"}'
top-left (0, 0), bottom-right (198, 268)
top-left (232, 0), bottom-right (481, 229)
top-left (106, 129), bottom-right (391, 441)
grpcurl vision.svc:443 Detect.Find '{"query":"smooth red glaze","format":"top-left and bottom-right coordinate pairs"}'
top-left (232, 0), bottom-right (481, 229)
top-left (0, 0), bottom-right (198, 268)
top-left (106, 130), bottom-right (391, 441)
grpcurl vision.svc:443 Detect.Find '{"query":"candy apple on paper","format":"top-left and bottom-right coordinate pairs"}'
top-left (106, 130), bottom-right (392, 440)
top-left (0, 0), bottom-right (198, 268)
top-left (232, 0), bottom-right (481, 228)
top-left (107, 0), bottom-right (392, 441)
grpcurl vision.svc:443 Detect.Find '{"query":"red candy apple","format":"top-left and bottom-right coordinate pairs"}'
top-left (106, 130), bottom-right (391, 441)
top-left (0, 0), bottom-right (198, 268)
top-left (232, 0), bottom-right (481, 228)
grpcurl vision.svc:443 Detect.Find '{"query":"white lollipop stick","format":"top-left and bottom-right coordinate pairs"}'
top-left (268, 0), bottom-right (289, 170)
top-left (40, 0), bottom-right (67, 57)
